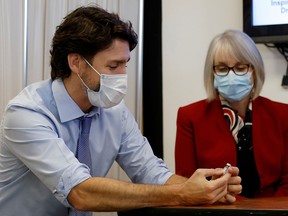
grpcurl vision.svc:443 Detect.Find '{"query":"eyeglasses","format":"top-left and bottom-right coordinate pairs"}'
top-left (213, 64), bottom-right (251, 76)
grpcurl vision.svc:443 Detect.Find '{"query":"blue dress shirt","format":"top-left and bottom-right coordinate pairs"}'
top-left (0, 79), bottom-right (173, 216)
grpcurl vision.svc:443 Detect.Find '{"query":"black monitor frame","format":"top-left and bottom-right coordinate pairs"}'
top-left (243, 0), bottom-right (288, 44)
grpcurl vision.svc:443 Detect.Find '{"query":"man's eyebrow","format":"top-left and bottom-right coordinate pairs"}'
top-left (107, 58), bottom-right (131, 64)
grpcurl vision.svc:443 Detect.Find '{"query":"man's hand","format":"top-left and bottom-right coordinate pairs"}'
top-left (216, 166), bottom-right (242, 203)
top-left (178, 168), bottom-right (231, 205)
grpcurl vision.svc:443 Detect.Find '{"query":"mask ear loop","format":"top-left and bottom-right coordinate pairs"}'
top-left (82, 57), bottom-right (101, 77)
top-left (79, 57), bottom-right (101, 91)
top-left (250, 83), bottom-right (255, 101)
top-left (250, 66), bottom-right (255, 101)
top-left (77, 73), bottom-right (91, 90)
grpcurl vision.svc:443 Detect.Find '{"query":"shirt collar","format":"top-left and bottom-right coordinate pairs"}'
top-left (52, 79), bottom-right (99, 123)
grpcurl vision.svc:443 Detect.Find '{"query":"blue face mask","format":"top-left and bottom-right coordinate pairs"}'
top-left (214, 71), bottom-right (253, 102)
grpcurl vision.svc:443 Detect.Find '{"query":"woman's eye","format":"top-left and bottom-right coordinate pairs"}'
top-left (235, 65), bottom-right (246, 71)
top-left (217, 66), bottom-right (228, 72)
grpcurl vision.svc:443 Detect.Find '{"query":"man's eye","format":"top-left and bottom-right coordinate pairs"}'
top-left (106, 64), bottom-right (128, 71)
top-left (109, 65), bottom-right (118, 69)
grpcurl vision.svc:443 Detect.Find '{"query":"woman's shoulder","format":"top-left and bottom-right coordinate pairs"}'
top-left (176, 99), bottom-right (222, 122)
top-left (255, 96), bottom-right (288, 108)
top-left (254, 96), bottom-right (288, 117)
top-left (179, 98), bottom-right (219, 111)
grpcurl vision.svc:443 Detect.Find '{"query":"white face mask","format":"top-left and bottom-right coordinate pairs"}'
top-left (77, 58), bottom-right (127, 108)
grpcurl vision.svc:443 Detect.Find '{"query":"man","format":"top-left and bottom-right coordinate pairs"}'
top-left (0, 5), bottom-right (241, 216)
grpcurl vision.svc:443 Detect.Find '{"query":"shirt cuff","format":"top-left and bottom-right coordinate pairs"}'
top-left (53, 163), bottom-right (91, 207)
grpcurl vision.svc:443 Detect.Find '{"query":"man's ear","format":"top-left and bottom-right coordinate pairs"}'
top-left (67, 53), bottom-right (81, 74)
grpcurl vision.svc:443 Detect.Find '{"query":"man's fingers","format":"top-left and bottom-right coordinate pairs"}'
top-left (225, 193), bottom-right (236, 203)
top-left (227, 166), bottom-right (239, 176)
top-left (229, 184), bottom-right (243, 194)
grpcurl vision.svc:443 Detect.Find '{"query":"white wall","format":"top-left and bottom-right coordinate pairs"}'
top-left (0, 0), bottom-right (25, 117)
top-left (162, 0), bottom-right (288, 172)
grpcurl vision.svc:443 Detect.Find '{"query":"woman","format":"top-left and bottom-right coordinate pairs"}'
top-left (175, 29), bottom-right (288, 198)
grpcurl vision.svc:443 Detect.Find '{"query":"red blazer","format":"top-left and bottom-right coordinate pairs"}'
top-left (175, 96), bottom-right (288, 197)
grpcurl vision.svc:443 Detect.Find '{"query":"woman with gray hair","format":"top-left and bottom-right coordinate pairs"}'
top-left (175, 29), bottom-right (288, 198)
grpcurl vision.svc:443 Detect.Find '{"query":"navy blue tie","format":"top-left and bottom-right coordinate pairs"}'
top-left (77, 116), bottom-right (92, 168)
top-left (74, 116), bottom-right (93, 216)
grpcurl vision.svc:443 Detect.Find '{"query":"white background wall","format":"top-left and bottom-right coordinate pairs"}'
top-left (162, 0), bottom-right (288, 172)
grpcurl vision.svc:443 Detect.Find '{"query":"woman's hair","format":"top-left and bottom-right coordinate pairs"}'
top-left (203, 29), bottom-right (265, 101)
top-left (50, 5), bottom-right (138, 80)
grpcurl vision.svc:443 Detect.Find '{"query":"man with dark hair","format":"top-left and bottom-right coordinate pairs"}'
top-left (0, 5), bottom-right (241, 216)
